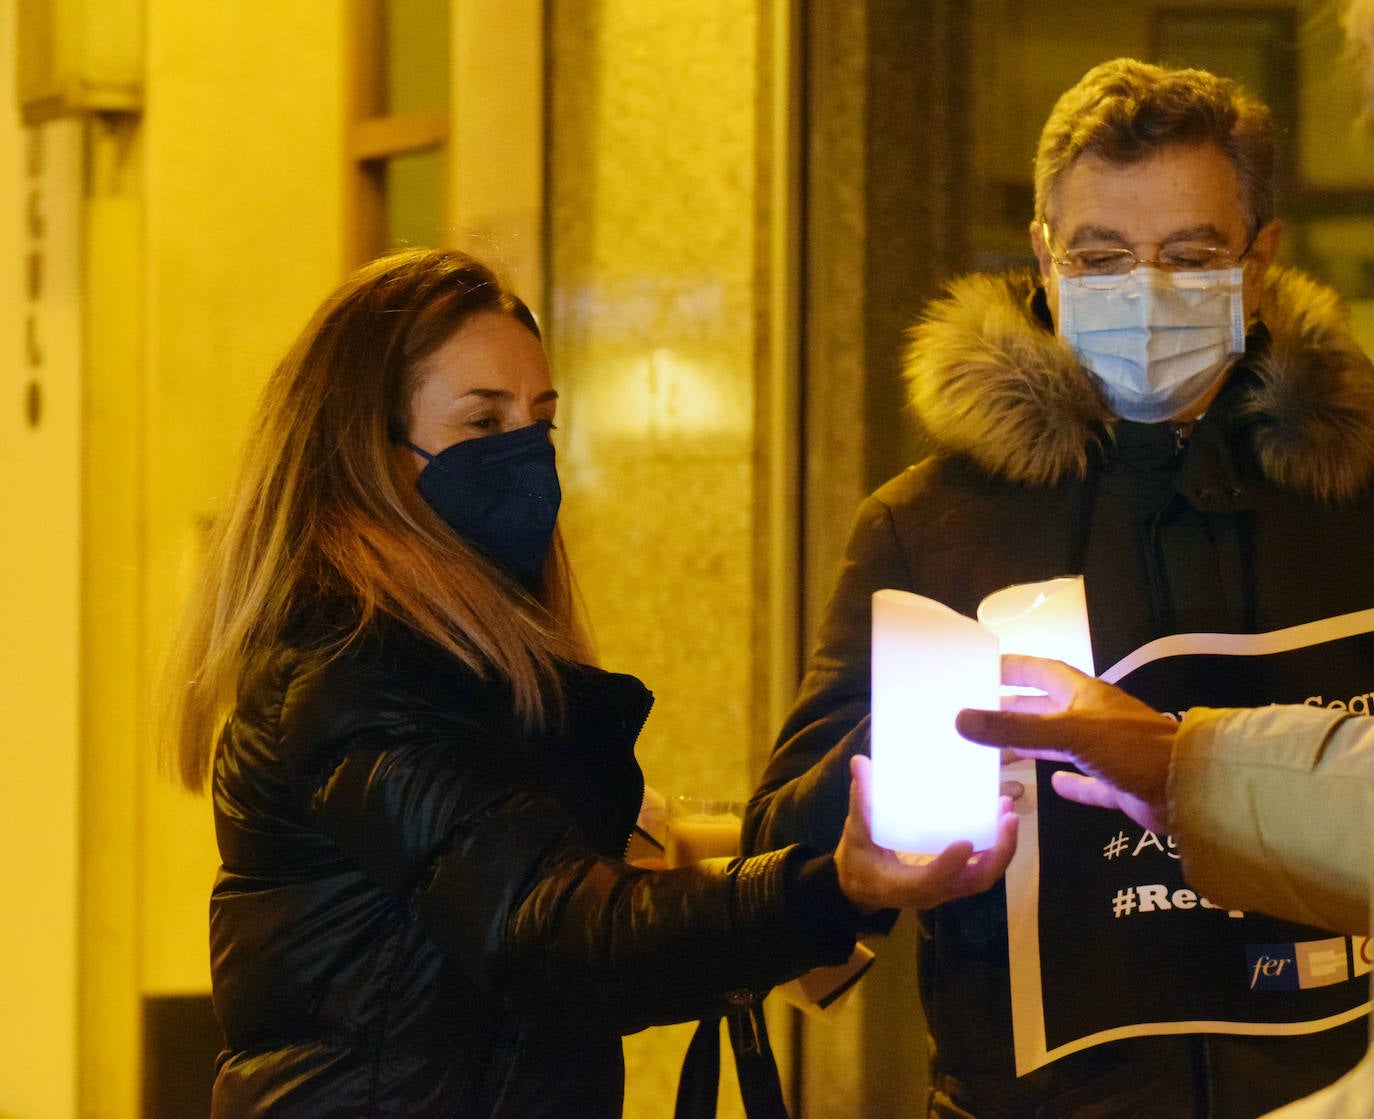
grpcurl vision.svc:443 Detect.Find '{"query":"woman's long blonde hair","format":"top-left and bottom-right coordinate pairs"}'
top-left (162, 250), bottom-right (593, 792)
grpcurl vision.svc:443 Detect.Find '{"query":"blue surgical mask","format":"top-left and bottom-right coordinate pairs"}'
top-left (1057, 267), bottom-right (1247, 422)
top-left (406, 420), bottom-right (561, 584)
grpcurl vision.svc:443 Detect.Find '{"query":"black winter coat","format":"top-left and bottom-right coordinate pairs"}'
top-left (745, 269), bottom-right (1374, 1118)
top-left (209, 621), bottom-right (858, 1117)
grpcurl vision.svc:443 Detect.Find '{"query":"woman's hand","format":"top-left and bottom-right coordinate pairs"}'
top-left (954, 654), bottom-right (1178, 833)
top-left (835, 754), bottom-right (1018, 913)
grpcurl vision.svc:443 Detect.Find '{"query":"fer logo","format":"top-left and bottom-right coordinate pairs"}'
top-left (1246, 939), bottom-right (1350, 991)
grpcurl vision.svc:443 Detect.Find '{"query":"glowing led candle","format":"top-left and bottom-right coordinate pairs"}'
top-left (976, 575), bottom-right (1094, 673)
top-left (870, 589), bottom-right (1002, 853)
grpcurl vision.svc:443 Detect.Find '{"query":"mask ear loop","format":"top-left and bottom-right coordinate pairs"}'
top-left (1226, 268), bottom-right (1248, 352)
top-left (403, 442), bottom-right (436, 463)
top-left (1235, 221), bottom-right (1269, 335)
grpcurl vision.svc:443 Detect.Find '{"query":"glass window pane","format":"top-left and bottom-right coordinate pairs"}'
top-left (384, 147), bottom-right (444, 249)
top-left (386, 0), bottom-right (449, 114)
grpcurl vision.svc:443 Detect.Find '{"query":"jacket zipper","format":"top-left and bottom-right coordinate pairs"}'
top-left (622, 691), bottom-right (655, 859)
top-left (1171, 421), bottom-right (1192, 456)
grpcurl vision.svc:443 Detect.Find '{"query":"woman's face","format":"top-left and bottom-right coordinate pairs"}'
top-left (404, 310), bottom-right (557, 474)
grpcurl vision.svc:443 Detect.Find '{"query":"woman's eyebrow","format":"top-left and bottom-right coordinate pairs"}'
top-left (458, 388), bottom-right (560, 403)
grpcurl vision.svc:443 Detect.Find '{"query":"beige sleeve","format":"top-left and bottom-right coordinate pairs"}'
top-left (1168, 704), bottom-right (1374, 935)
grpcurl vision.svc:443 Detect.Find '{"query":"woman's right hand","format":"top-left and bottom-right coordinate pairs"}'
top-left (834, 754), bottom-right (1018, 913)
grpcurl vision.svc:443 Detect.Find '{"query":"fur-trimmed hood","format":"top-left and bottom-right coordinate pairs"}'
top-left (902, 267), bottom-right (1374, 501)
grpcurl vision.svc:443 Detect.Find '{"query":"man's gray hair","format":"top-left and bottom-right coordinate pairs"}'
top-left (1034, 58), bottom-right (1275, 234)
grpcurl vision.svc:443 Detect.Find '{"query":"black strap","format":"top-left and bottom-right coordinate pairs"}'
top-left (674, 1016), bottom-right (722, 1119)
top-left (673, 1004), bottom-right (791, 1119)
top-left (728, 1002), bottom-right (790, 1119)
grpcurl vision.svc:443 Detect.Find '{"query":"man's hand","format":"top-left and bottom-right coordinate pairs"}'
top-left (835, 755), bottom-right (1018, 912)
top-left (954, 655), bottom-right (1178, 833)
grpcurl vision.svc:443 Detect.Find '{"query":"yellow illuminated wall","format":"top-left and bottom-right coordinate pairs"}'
top-left (0, 4), bottom-right (347, 1115)
top-left (138, 0), bottom-right (347, 995)
top-left (549, 0), bottom-right (763, 842)
top-left (0, 7), bottom-right (82, 1111)
top-left (547, 3), bottom-right (779, 1114)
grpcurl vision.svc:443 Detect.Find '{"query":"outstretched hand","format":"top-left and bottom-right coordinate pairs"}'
top-left (954, 655), bottom-right (1178, 833)
top-left (835, 754), bottom-right (1018, 913)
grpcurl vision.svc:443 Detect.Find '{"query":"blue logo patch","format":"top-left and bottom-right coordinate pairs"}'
top-left (1245, 944), bottom-right (1300, 991)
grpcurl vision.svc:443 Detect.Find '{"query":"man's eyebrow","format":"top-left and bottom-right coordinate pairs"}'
top-left (1066, 222), bottom-right (1232, 247)
top-left (1157, 223), bottom-right (1231, 244)
top-left (1065, 225), bottom-right (1130, 247)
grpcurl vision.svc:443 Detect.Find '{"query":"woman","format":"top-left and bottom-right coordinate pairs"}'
top-left (162, 249), bottom-right (1017, 1117)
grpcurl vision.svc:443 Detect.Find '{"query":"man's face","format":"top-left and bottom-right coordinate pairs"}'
top-left (1031, 141), bottom-right (1281, 328)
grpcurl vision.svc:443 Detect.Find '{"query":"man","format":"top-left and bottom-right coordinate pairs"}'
top-left (745, 58), bottom-right (1374, 1117)
top-left (954, 13), bottom-right (1374, 1115)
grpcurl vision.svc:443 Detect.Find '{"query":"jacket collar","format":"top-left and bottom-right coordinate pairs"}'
top-left (902, 267), bottom-right (1374, 501)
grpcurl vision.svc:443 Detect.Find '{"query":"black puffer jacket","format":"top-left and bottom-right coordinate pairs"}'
top-left (745, 269), bottom-right (1374, 1118)
top-left (209, 621), bottom-right (859, 1117)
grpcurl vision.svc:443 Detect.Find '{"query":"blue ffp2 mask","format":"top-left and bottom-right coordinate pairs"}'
top-left (406, 420), bottom-right (561, 584)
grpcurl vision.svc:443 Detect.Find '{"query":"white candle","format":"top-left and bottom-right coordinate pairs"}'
top-left (976, 575), bottom-right (1094, 673)
top-left (870, 589), bottom-right (1002, 854)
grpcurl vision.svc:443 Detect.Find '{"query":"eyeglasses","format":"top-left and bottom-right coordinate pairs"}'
top-left (1040, 221), bottom-right (1256, 278)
